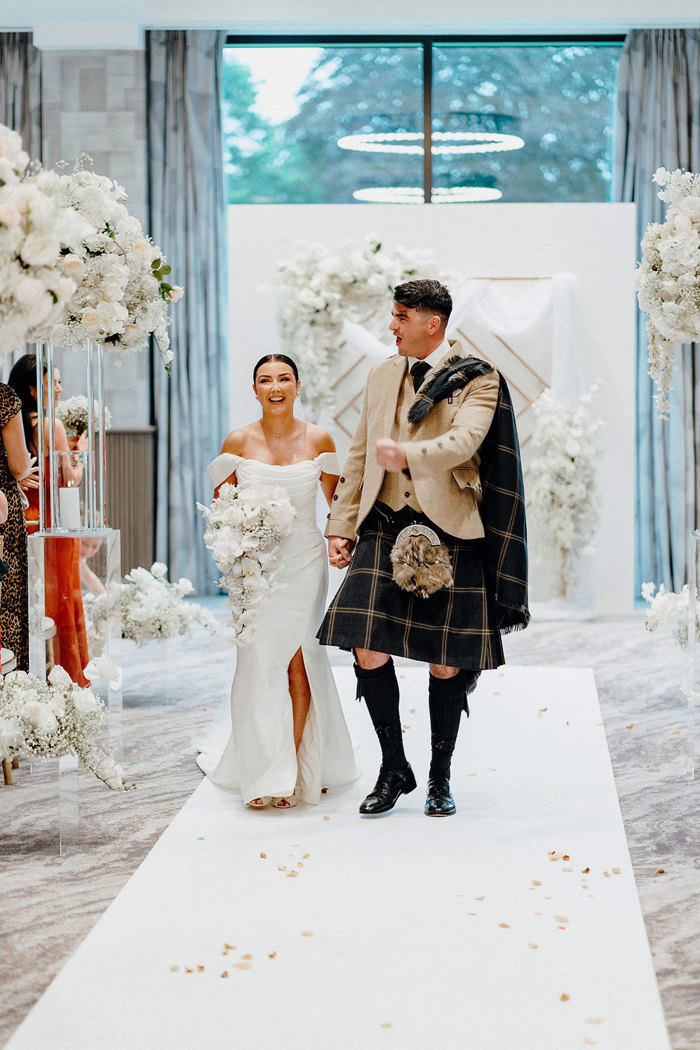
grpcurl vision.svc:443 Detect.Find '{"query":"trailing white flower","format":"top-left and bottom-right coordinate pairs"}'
top-left (0, 123), bottom-right (85, 357)
top-left (51, 155), bottom-right (182, 372)
top-left (276, 235), bottom-right (444, 420)
top-left (198, 482), bottom-right (296, 642)
top-left (83, 561), bottom-right (219, 649)
top-left (0, 666), bottom-right (133, 790)
top-left (641, 581), bottom-right (700, 649)
top-left (529, 383), bottom-right (604, 596)
top-left (636, 167), bottom-right (700, 417)
top-left (55, 394), bottom-right (112, 435)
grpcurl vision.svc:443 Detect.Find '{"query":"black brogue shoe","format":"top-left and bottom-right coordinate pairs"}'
top-left (424, 776), bottom-right (456, 817)
top-left (359, 764), bottom-right (417, 815)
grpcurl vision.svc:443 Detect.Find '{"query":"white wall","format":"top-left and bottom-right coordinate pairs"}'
top-left (227, 202), bottom-right (637, 617)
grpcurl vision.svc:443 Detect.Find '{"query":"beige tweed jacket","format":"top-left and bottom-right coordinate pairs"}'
top-left (326, 340), bottom-right (499, 541)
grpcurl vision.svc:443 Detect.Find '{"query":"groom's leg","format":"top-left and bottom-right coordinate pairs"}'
top-left (353, 650), bottom-right (416, 815)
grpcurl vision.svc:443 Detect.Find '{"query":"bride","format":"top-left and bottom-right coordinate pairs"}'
top-left (198, 354), bottom-right (358, 809)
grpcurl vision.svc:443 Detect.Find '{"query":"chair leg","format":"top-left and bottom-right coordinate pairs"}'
top-left (2, 758), bottom-right (12, 786)
top-left (11, 756), bottom-right (19, 769)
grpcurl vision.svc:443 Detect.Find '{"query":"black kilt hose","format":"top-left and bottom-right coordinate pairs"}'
top-left (318, 503), bottom-right (505, 670)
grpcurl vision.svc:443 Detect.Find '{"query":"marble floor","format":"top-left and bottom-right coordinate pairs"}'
top-left (0, 610), bottom-right (698, 1049)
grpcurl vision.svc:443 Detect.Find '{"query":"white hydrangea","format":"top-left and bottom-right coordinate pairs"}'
top-left (0, 666), bottom-right (133, 790)
top-left (276, 235), bottom-right (445, 420)
top-left (636, 167), bottom-right (700, 417)
top-left (51, 156), bottom-right (183, 372)
top-left (529, 383), bottom-right (604, 596)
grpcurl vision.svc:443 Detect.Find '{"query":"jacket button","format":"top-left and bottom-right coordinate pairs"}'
top-left (404, 492), bottom-right (410, 498)
top-left (340, 477), bottom-right (345, 482)
top-left (437, 441), bottom-right (443, 448)
top-left (421, 447), bottom-right (427, 454)
top-left (449, 435), bottom-right (455, 441)
top-left (333, 494), bottom-right (338, 500)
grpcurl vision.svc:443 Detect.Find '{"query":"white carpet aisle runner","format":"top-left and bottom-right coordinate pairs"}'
top-left (7, 666), bottom-right (671, 1050)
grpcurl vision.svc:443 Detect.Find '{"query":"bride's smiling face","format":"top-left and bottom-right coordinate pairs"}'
top-left (253, 361), bottom-right (300, 413)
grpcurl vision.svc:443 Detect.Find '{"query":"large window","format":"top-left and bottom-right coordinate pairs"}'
top-left (223, 37), bottom-right (622, 204)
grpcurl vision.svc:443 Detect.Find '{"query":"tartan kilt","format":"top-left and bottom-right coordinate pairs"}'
top-left (318, 506), bottom-right (505, 670)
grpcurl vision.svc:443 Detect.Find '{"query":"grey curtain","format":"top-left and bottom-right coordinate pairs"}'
top-left (146, 31), bottom-right (229, 593)
top-left (614, 29), bottom-right (700, 593)
top-left (0, 32), bottom-right (41, 156)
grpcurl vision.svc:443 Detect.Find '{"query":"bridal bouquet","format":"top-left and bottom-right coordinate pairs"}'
top-left (636, 167), bottom-right (700, 417)
top-left (56, 395), bottom-right (112, 435)
top-left (51, 155), bottom-right (183, 371)
top-left (83, 562), bottom-right (218, 650)
top-left (277, 235), bottom-right (441, 419)
top-left (641, 581), bottom-right (700, 649)
top-left (199, 483), bottom-right (296, 642)
top-left (0, 664), bottom-right (133, 790)
top-left (530, 383), bottom-right (604, 595)
top-left (0, 124), bottom-right (84, 356)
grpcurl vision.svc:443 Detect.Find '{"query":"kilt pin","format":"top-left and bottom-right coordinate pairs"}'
top-left (318, 338), bottom-right (529, 815)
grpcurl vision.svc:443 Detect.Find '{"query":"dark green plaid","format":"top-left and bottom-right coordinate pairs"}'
top-left (318, 508), bottom-right (505, 670)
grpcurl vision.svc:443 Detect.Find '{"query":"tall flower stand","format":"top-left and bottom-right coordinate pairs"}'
top-left (682, 529), bottom-right (700, 780)
top-left (27, 341), bottom-right (123, 854)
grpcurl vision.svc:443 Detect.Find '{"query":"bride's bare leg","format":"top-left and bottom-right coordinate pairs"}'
top-left (288, 647), bottom-right (311, 751)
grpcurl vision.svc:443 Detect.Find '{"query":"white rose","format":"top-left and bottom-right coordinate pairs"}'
top-left (132, 239), bottom-right (157, 264)
top-left (48, 665), bottom-right (73, 688)
top-left (0, 203), bottom-right (20, 227)
top-left (20, 232), bottom-right (60, 268)
top-left (82, 307), bottom-right (101, 330)
top-left (23, 701), bottom-right (59, 735)
top-left (83, 654), bottom-right (121, 684)
top-left (55, 277), bottom-right (77, 301)
top-left (168, 285), bottom-right (184, 303)
top-left (62, 254), bottom-right (85, 278)
top-left (72, 688), bottom-right (98, 716)
top-left (164, 349), bottom-right (174, 364)
top-left (150, 562), bottom-right (168, 579)
top-left (177, 577), bottom-right (194, 595)
top-left (13, 275), bottom-right (45, 305)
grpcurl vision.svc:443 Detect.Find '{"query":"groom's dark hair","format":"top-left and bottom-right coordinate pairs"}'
top-left (393, 279), bottom-right (452, 326)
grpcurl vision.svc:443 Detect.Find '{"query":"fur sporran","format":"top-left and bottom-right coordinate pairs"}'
top-left (389, 524), bottom-right (454, 599)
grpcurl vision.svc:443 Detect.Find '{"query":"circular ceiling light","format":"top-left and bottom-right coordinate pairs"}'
top-left (338, 130), bottom-right (524, 155)
top-left (352, 186), bottom-right (503, 204)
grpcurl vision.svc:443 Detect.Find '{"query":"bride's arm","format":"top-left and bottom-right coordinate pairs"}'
top-left (311, 427), bottom-right (340, 506)
top-left (213, 429), bottom-right (246, 497)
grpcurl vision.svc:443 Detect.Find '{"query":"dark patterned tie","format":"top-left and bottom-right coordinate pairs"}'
top-left (410, 360), bottom-right (431, 392)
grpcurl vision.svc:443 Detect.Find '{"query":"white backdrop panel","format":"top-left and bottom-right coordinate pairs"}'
top-left (226, 203), bottom-right (637, 616)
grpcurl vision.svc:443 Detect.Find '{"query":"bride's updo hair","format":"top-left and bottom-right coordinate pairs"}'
top-left (253, 354), bottom-right (299, 384)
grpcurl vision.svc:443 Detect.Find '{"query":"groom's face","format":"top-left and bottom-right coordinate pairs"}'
top-left (389, 302), bottom-right (437, 358)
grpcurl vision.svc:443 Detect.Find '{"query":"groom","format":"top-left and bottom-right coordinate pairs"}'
top-left (318, 279), bottom-right (529, 817)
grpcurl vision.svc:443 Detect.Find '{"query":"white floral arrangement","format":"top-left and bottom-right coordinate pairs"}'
top-left (277, 235), bottom-right (442, 420)
top-left (0, 663), bottom-right (132, 791)
top-left (529, 383), bottom-right (604, 596)
top-left (56, 395), bottom-right (112, 435)
top-left (641, 581), bottom-right (700, 649)
top-left (0, 123), bottom-right (85, 357)
top-left (198, 482), bottom-right (296, 643)
top-left (83, 562), bottom-right (218, 650)
top-left (51, 156), bottom-right (183, 371)
top-left (635, 167), bottom-right (700, 418)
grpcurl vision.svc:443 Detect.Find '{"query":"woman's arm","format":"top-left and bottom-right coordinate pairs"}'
top-left (54, 419), bottom-right (85, 487)
top-left (0, 490), bottom-right (8, 524)
top-left (310, 426), bottom-right (340, 506)
top-left (2, 413), bottom-right (39, 488)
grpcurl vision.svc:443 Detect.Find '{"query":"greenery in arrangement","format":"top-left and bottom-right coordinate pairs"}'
top-left (222, 44), bottom-right (620, 205)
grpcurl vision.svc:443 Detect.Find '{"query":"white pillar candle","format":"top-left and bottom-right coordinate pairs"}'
top-left (59, 487), bottom-right (81, 530)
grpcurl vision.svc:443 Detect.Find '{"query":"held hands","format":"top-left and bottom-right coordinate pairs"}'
top-left (375, 439), bottom-right (408, 473)
top-left (328, 536), bottom-right (354, 569)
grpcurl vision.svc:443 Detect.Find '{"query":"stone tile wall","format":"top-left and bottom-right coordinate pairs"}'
top-left (40, 50), bottom-right (150, 428)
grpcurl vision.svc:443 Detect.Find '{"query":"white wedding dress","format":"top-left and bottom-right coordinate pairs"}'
top-left (197, 452), bottom-right (359, 805)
